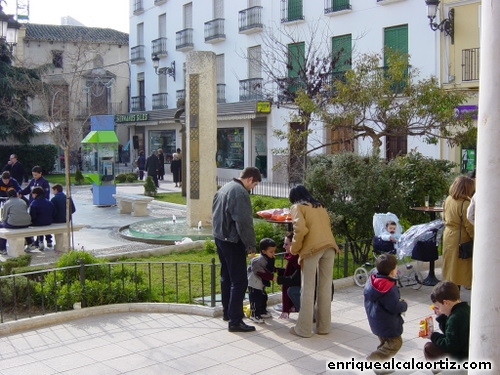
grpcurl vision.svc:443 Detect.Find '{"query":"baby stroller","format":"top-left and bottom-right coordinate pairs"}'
top-left (353, 213), bottom-right (424, 289)
top-left (398, 219), bottom-right (444, 263)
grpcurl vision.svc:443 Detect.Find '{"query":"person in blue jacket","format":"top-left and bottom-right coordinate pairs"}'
top-left (19, 166), bottom-right (50, 203)
top-left (0, 171), bottom-right (22, 198)
top-left (51, 184), bottom-right (76, 223)
top-left (364, 253), bottom-right (407, 368)
top-left (25, 186), bottom-right (54, 252)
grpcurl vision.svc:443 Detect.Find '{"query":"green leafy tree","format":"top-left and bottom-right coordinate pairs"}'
top-left (0, 41), bottom-right (41, 142)
top-left (255, 23), bottom-right (346, 183)
top-left (312, 50), bottom-right (475, 156)
top-left (305, 153), bottom-right (403, 263)
top-left (305, 152), bottom-right (456, 264)
top-left (390, 151), bottom-right (456, 224)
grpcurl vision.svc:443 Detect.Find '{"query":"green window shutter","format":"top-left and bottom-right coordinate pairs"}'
top-left (288, 0), bottom-right (303, 21)
top-left (384, 24), bottom-right (408, 64)
top-left (287, 42), bottom-right (305, 95)
top-left (332, 34), bottom-right (352, 72)
top-left (384, 24), bottom-right (409, 92)
top-left (333, 0), bottom-right (350, 12)
top-left (288, 42), bottom-right (305, 78)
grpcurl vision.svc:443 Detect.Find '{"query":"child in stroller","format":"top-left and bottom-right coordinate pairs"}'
top-left (353, 213), bottom-right (423, 289)
top-left (372, 213), bottom-right (402, 255)
top-left (373, 220), bottom-right (400, 254)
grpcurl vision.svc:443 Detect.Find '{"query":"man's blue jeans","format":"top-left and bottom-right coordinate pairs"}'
top-left (215, 238), bottom-right (248, 325)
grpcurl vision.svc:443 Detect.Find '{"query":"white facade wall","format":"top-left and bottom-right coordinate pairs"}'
top-left (129, 0), bottom-right (440, 182)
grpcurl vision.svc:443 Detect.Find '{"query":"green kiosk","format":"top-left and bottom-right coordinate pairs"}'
top-left (81, 115), bottom-right (118, 205)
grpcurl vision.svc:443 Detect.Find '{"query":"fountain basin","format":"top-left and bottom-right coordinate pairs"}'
top-left (119, 217), bottom-right (213, 245)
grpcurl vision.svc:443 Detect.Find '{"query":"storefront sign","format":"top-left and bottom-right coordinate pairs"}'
top-left (455, 105), bottom-right (478, 120)
top-left (115, 113), bottom-right (149, 123)
top-left (256, 101), bottom-right (271, 113)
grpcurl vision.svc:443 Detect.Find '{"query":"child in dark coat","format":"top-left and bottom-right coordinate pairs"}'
top-left (51, 184), bottom-right (76, 223)
top-left (423, 281), bottom-right (470, 363)
top-left (364, 253), bottom-right (407, 367)
top-left (25, 186), bottom-right (54, 251)
top-left (247, 238), bottom-right (276, 323)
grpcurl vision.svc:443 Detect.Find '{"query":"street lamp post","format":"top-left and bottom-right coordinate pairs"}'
top-left (0, 4), bottom-right (21, 54)
top-left (424, 0), bottom-right (454, 44)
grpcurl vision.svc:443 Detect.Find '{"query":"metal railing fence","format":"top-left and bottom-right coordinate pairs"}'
top-left (0, 239), bottom-right (373, 323)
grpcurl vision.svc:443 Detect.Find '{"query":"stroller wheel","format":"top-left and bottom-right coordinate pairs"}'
top-left (401, 269), bottom-right (424, 290)
top-left (353, 267), bottom-right (369, 287)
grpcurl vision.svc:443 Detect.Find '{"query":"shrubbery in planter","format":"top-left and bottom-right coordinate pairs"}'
top-left (144, 176), bottom-right (157, 196)
top-left (115, 173), bottom-right (127, 183)
top-left (31, 251), bottom-right (149, 310)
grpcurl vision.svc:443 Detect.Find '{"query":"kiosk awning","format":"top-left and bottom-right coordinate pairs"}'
top-left (81, 131), bottom-right (119, 144)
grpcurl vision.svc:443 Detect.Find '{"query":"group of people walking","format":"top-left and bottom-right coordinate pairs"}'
top-left (135, 148), bottom-right (182, 188)
top-left (212, 166), bottom-right (472, 372)
top-left (0, 161), bottom-right (75, 254)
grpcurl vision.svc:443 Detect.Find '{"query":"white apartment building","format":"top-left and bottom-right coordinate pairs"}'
top-left (124, 0), bottom-right (440, 183)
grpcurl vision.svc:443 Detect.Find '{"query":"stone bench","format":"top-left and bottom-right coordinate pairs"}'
top-left (0, 223), bottom-right (87, 257)
top-left (112, 194), bottom-right (154, 217)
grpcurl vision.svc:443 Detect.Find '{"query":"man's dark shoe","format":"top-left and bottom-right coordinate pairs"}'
top-left (223, 314), bottom-right (229, 322)
top-left (228, 322), bottom-right (256, 332)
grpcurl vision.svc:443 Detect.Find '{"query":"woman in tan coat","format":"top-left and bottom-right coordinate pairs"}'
top-left (288, 185), bottom-right (340, 338)
top-left (442, 176), bottom-right (475, 289)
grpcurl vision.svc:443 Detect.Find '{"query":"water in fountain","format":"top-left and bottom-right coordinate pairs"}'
top-left (119, 217), bottom-right (213, 244)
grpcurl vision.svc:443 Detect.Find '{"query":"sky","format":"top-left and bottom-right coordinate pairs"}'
top-left (4, 0), bottom-right (129, 33)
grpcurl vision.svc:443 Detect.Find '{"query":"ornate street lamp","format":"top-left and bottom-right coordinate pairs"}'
top-left (0, 4), bottom-right (21, 53)
top-left (152, 54), bottom-right (176, 81)
top-left (425, 0), bottom-right (454, 44)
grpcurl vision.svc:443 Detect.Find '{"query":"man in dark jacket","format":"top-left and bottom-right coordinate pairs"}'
top-left (364, 253), bottom-right (407, 368)
top-left (2, 154), bottom-right (26, 185)
top-left (145, 151), bottom-right (160, 188)
top-left (25, 186), bottom-right (54, 252)
top-left (212, 166), bottom-right (261, 333)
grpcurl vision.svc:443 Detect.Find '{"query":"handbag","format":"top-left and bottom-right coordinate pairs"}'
top-left (458, 240), bottom-right (473, 259)
top-left (458, 200), bottom-right (473, 259)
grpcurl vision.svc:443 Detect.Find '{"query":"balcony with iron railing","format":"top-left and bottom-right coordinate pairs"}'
top-left (204, 18), bottom-right (225, 43)
top-left (151, 37), bottom-right (168, 58)
top-left (176, 28), bottom-right (194, 51)
top-left (131, 45), bottom-right (145, 64)
top-left (239, 78), bottom-right (264, 101)
top-left (152, 93), bottom-right (168, 110)
top-left (277, 77), bottom-right (306, 102)
top-left (462, 47), bottom-right (480, 82)
top-left (217, 84), bottom-right (226, 104)
top-left (133, 0), bottom-right (144, 14)
top-left (238, 6), bottom-right (263, 34)
top-left (131, 96), bottom-right (145, 112)
top-left (324, 0), bottom-right (352, 15)
top-left (281, 0), bottom-right (305, 23)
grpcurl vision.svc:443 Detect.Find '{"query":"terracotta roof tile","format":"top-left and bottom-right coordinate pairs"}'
top-left (24, 24), bottom-right (128, 45)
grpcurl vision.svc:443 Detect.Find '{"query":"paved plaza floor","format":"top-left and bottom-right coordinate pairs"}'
top-left (0, 178), bottom-right (471, 374)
